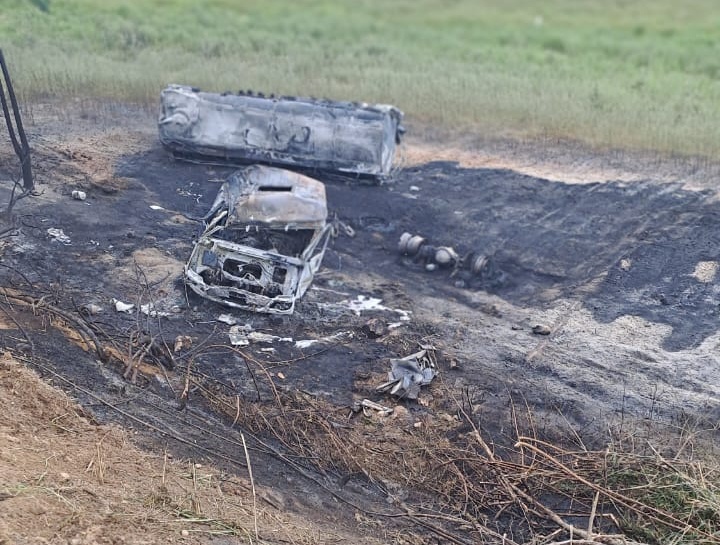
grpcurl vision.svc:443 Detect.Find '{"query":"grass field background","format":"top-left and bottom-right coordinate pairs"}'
top-left (2, 0), bottom-right (720, 157)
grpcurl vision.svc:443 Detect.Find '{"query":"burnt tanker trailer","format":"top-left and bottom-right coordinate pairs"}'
top-left (158, 84), bottom-right (404, 180)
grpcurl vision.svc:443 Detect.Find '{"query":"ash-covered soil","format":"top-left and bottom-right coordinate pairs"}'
top-left (1, 104), bottom-right (720, 542)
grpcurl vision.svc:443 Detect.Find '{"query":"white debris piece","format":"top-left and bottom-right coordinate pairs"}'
top-left (228, 325), bottom-right (292, 346)
top-left (294, 331), bottom-right (350, 350)
top-left (47, 228), bottom-right (71, 245)
top-left (149, 205), bottom-right (165, 211)
top-left (248, 331), bottom-right (292, 344)
top-left (217, 313), bottom-right (238, 325)
top-left (344, 295), bottom-right (386, 314)
top-left (333, 295), bottom-right (412, 323)
top-left (228, 324), bottom-right (252, 346)
top-left (140, 303), bottom-right (170, 318)
top-left (113, 299), bottom-right (135, 313)
top-left (376, 347), bottom-right (437, 400)
top-left (352, 399), bottom-right (393, 416)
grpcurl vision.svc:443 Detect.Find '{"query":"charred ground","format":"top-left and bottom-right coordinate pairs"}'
top-left (1, 106), bottom-right (719, 543)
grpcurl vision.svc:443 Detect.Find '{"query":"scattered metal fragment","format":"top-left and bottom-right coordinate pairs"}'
top-left (185, 165), bottom-right (332, 314)
top-left (140, 303), bottom-right (170, 318)
top-left (111, 299), bottom-right (170, 318)
top-left (294, 331), bottom-right (350, 349)
top-left (352, 398), bottom-right (394, 416)
top-left (47, 228), bottom-right (71, 245)
top-left (228, 324), bottom-right (293, 346)
top-left (159, 84), bottom-right (405, 180)
top-left (71, 190), bottom-right (86, 201)
top-left (376, 347), bottom-right (437, 400)
top-left (249, 332), bottom-right (293, 343)
top-left (228, 324), bottom-right (252, 346)
top-left (217, 313), bottom-right (238, 325)
top-left (332, 218), bottom-right (356, 238)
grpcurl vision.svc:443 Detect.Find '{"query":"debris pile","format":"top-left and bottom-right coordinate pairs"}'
top-left (47, 228), bottom-right (71, 245)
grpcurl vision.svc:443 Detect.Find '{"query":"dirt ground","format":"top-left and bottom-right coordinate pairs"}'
top-left (0, 352), bottom-right (389, 545)
top-left (1, 101), bottom-right (720, 544)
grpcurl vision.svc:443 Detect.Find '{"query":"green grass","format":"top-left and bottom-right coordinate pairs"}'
top-left (604, 455), bottom-right (720, 543)
top-left (3, 0), bottom-right (720, 156)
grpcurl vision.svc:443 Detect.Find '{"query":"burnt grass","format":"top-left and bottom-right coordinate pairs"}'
top-left (2, 140), bottom-right (720, 541)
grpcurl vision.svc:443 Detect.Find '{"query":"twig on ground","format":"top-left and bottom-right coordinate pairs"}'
top-left (241, 433), bottom-right (259, 542)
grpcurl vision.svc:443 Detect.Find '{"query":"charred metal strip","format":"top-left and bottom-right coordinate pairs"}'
top-left (0, 49), bottom-right (33, 192)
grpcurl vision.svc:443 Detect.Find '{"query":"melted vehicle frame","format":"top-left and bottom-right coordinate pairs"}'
top-left (159, 84), bottom-right (404, 181)
top-left (185, 165), bottom-right (332, 314)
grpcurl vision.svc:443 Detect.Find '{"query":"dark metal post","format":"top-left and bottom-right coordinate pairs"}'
top-left (0, 48), bottom-right (33, 192)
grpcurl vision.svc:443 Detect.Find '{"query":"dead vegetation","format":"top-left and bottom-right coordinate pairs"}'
top-left (2, 272), bottom-right (719, 545)
top-left (197, 362), bottom-right (720, 545)
top-left (3, 107), bottom-right (720, 544)
top-left (0, 352), bottom-right (375, 545)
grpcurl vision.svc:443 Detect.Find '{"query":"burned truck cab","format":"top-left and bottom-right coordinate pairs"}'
top-left (185, 165), bottom-right (331, 314)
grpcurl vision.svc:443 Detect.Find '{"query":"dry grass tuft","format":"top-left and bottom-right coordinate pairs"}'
top-left (198, 366), bottom-right (720, 545)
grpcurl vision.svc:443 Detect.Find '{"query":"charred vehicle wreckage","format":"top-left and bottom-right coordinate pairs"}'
top-left (158, 84), bottom-right (404, 180)
top-left (185, 165), bottom-right (332, 314)
top-left (160, 83), bottom-right (405, 313)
